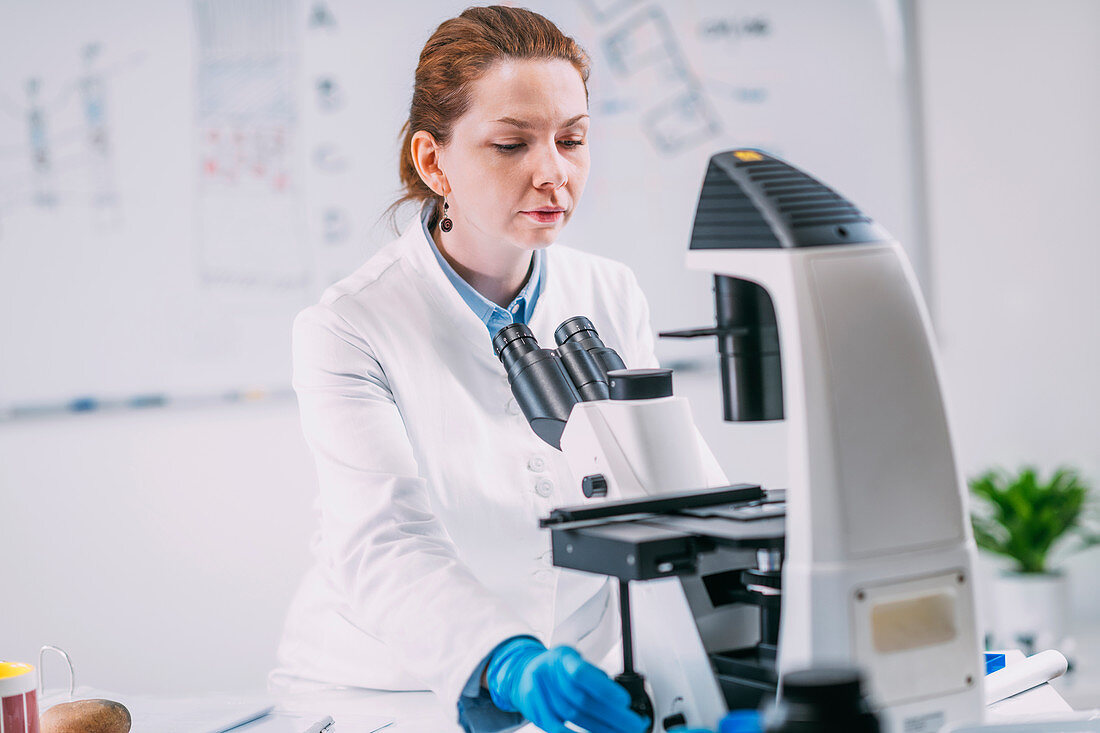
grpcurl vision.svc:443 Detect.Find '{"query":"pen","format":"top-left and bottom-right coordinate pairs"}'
top-left (218, 706), bottom-right (277, 733)
top-left (306, 715), bottom-right (335, 733)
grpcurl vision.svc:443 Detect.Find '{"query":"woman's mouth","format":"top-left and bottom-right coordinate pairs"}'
top-left (522, 209), bottom-right (564, 224)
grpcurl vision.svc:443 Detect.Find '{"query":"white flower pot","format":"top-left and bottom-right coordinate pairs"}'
top-left (990, 570), bottom-right (1068, 654)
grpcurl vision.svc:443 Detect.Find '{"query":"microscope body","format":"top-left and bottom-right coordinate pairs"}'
top-left (676, 150), bottom-right (983, 730)
top-left (689, 240), bottom-right (982, 732)
top-left (505, 150), bottom-right (984, 733)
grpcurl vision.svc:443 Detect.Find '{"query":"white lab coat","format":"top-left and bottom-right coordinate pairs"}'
top-left (270, 212), bottom-right (659, 710)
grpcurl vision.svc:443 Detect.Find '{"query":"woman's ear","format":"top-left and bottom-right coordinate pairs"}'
top-left (410, 130), bottom-right (449, 197)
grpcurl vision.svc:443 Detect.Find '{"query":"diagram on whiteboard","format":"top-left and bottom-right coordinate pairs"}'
top-left (598, 5), bottom-right (722, 154)
top-left (0, 43), bottom-right (130, 237)
top-left (580, 2), bottom-right (773, 157)
top-left (193, 0), bottom-right (308, 290)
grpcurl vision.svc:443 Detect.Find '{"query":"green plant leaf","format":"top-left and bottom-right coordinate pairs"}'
top-left (969, 465), bottom-right (1095, 574)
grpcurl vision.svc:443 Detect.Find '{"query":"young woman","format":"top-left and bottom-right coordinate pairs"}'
top-left (272, 7), bottom-right (657, 733)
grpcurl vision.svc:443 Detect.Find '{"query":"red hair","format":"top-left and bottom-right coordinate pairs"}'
top-left (388, 5), bottom-right (590, 231)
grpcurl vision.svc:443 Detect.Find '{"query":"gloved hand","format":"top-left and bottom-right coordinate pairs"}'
top-left (485, 636), bottom-right (649, 733)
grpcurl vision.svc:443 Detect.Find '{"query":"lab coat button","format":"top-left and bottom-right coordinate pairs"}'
top-left (527, 456), bottom-right (545, 472)
top-left (506, 398), bottom-right (521, 415)
top-left (535, 478), bottom-right (554, 497)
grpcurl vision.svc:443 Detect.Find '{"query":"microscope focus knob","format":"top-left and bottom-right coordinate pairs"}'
top-left (582, 474), bottom-right (608, 498)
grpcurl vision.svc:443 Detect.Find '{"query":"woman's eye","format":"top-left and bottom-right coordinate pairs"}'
top-left (492, 140), bottom-right (585, 152)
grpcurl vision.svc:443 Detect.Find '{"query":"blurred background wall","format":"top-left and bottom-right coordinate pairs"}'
top-left (1, 0), bottom-right (1097, 702)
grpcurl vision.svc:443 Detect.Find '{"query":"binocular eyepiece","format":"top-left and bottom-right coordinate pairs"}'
top-left (493, 316), bottom-right (632, 449)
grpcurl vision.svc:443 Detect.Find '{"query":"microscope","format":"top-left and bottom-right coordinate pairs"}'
top-left (493, 150), bottom-right (984, 733)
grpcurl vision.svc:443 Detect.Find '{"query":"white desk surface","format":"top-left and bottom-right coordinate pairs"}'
top-left (269, 662), bottom-right (1082, 733)
top-left (38, 647), bottom-right (1094, 733)
top-left (269, 632), bottom-right (1100, 731)
top-left (274, 686), bottom-right (460, 733)
top-left (37, 680), bottom-right (1082, 733)
top-left (38, 685), bottom-right (468, 733)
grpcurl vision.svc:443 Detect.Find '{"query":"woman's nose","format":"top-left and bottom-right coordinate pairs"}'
top-left (532, 144), bottom-right (568, 189)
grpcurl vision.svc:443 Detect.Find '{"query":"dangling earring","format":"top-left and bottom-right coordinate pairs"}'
top-left (440, 198), bottom-right (453, 232)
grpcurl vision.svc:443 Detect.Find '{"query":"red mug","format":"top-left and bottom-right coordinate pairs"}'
top-left (0, 661), bottom-right (39, 733)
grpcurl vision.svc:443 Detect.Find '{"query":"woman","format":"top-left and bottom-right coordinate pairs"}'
top-left (272, 7), bottom-right (656, 733)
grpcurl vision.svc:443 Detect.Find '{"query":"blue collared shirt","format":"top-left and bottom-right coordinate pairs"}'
top-left (421, 209), bottom-right (545, 339)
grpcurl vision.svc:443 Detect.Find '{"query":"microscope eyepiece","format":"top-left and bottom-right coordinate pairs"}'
top-left (493, 322), bottom-right (538, 360)
top-left (494, 323), bottom-right (579, 449)
top-left (495, 317), bottom-right (634, 448)
top-left (557, 341), bottom-right (610, 401)
top-left (554, 316), bottom-right (627, 378)
top-left (554, 315), bottom-right (599, 346)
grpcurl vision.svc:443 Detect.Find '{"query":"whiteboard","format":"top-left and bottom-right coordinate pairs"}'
top-left (0, 0), bottom-right (921, 413)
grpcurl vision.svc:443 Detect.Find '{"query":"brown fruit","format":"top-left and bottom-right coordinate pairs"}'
top-left (40, 698), bottom-right (132, 733)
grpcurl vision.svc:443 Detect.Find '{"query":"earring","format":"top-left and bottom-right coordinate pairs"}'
top-left (440, 199), bottom-right (453, 232)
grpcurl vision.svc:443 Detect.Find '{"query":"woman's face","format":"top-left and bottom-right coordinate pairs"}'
top-left (441, 58), bottom-right (590, 250)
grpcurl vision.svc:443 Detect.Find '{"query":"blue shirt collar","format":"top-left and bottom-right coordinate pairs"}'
top-left (420, 206), bottom-right (545, 337)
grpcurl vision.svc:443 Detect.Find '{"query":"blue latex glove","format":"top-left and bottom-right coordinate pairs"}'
top-left (717, 709), bottom-right (762, 732)
top-left (485, 637), bottom-right (649, 733)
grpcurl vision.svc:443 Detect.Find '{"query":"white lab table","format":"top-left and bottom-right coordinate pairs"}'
top-left (38, 649), bottom-right (1095, 733)
top-left (39, 684), bottom-right (468, 733)
top-left (267, 657), bottom-right (1084, 733)
top-left (274, 686), bottom-right (459, 733)
top-left (268, 651), bottom-right (1096, 732)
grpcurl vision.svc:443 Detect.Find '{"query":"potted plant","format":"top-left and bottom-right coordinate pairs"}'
top-left (970, 466), bottom-right (1099, 654)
